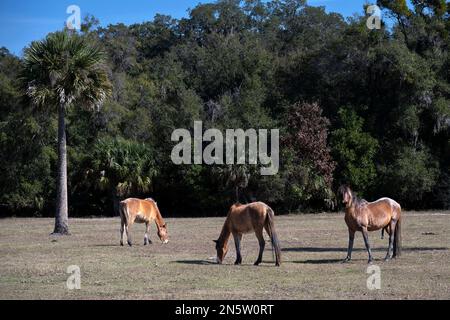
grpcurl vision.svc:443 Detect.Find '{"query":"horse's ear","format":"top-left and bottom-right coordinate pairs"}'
top-left (213, 240), bottom-right (218, 243)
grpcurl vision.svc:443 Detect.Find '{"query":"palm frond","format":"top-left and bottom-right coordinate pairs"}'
top-left (22, 30), bottom-right (112, 110)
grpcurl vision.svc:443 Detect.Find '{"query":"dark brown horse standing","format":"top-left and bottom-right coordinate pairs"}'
top-left (339, 186), bottom-right (402, 263)
top-left (214, 202), bottom-right (281, 266)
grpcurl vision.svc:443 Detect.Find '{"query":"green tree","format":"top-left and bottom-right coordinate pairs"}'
top-left (22, 31), bottom-right (111, 234)
top-left (331, 108), bottom-right (379, 194)
top-left (1, 0), bottom-right (449, 217)
top-left (381, 146), bottom-right (439, 206)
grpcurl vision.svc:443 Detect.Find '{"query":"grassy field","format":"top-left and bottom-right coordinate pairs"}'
top-left (0, 211), bottom-right (449, 300)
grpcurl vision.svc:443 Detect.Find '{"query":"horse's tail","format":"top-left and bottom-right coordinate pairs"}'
top-left (265, 206), bottom-right (281, 266)
top-left (393, 208), bottom-right (402, 258)
top-left (119, 201), bottom-right (128, 226)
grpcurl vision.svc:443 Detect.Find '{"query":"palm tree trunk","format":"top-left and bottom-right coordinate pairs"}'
top-left (53, 103), bottom-right (69, 235)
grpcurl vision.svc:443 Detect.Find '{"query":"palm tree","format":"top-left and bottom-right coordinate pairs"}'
top-left (215, 164), bottom-right (251, 203)
top-left (88, 137), bottom-right (158, 215)
top-left (22, 31), bottom-right (111, 235)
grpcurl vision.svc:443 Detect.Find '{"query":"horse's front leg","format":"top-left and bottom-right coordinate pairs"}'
top-left (361, 227), bottom-right (373, 264)
top-left (233, 233), bottom-right (243, 265)
top-left (144, 222), bottom-right (152, 245)
top-left (343, 229), bottom-right (355, 262)
top-left (126, 224), bottom-right (132, 247)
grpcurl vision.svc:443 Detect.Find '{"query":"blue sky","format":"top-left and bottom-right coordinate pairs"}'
top-left (0, 0), bottom-right (371, 56)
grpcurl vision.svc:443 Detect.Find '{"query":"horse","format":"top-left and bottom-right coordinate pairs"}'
top-left (119, 198), bottom-right (169, 246)
top-left (214, 202), bottom-right (281, 266)
top-left (338, 185), bottom-right (402, 263)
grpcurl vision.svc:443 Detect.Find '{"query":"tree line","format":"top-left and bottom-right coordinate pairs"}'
top-left (0, 0), bottom-right (449, 219)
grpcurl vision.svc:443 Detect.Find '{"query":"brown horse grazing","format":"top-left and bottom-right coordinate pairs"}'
top-left (339, 185), bottom-right (402, 264)
top-left (214, 202), bottom-right (281, 266)
top-left (119, 198), bottom-right (169, 246)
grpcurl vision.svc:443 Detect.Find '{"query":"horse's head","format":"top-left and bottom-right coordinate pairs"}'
top-left (157, 223), bottom-right (169, 244)
top-left (213, 239), bottom-right (228, 264)
top-left (338, 185), bottom-right (353, 207)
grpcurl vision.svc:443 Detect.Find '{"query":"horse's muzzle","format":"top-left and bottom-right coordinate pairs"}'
top-left (162, 239), bottom-right (169, 244)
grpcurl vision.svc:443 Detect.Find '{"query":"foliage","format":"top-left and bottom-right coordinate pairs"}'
top-left (283, 102), bottom-right (336, 209)
top-left (1, 0), bottom-right (449, 215)
top-left (331, 108), bottom-right (379, 195)
top-left (87, 137), bottom-right (157, 198)
top-left (22, 31), bottom-right (112, 110)
top-left (380, 146), bottom-right (439, 206)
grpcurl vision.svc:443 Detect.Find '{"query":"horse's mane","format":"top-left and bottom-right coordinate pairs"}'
top-left (339, 185), bottom-right (368, 208)
top-left (231, 202), bottom-right (243, 209)
top-left (352, 191), bottom-right (368, 208)
top-left (145, 198), bottom-right (160, 208)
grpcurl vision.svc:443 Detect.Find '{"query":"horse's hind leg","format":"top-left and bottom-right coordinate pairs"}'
top-left (254, 228), bottom-right (265, 266)
top-left (233, 233), bottom-right (243, 265)
top-left (384, 221), bottom-right (396, 261)
top-left (382, 225), bottom-right (391, 240)
top-left (120, 221), bottom-right (125, 246)
top-left (263, 224), bottom-right (276, 264)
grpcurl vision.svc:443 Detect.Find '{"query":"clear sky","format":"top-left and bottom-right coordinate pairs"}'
top-left (0, 0), bottom-right (371, 56)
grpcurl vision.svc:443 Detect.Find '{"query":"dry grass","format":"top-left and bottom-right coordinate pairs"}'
top-left (0, 211), bottom-right (449, 300)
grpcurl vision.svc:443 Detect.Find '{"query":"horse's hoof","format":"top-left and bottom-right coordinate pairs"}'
top-left (254, 261), bottom-right (261, 266)
top-left (342, 257), bottom-right (351, 263)
top-left (368, 259), bottom-right (374, 264)
top-left (128, 242), bottom-right (132, 247)
top-left (384, 257), bottom-right (391, 262)
top-left (120, 243), bottom-right (124, 246)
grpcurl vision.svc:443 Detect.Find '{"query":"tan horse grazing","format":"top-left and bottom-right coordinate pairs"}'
top-left (119, 198), bottom-right (169, 246)
top-left (339, 185), bottom-right (402, 263)
top-left (214, 202), bottom-right (281, 266)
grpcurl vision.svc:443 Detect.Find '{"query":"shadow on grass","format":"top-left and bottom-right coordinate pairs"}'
top-left (282, 247), bottom-right (448, 253)
top-left (89, 244), bottom-right (122, 248)
top-left (174, 260), bottom-right (281, 267)
top-left (89, 243), bottom-right (162, 248)
top-left (292, 258), bottom-right (397, 264)
top-left (173, 260), bottom-right (217, 265)
top-left (293, 259), bottom-right (343, 264)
